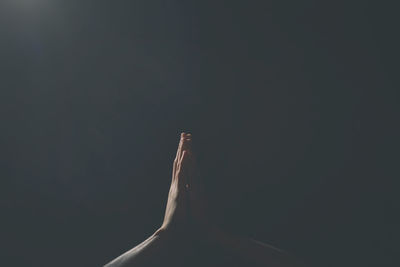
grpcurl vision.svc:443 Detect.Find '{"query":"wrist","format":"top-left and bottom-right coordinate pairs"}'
top-left (154, 224), bottom-right (186, 240)
top-left (153, 227), bottom-right (166, 237)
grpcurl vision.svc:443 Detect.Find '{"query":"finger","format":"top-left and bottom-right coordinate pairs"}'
top-left (173, 133), bottom-right (185, 181)
top-left (172, 156), bottom-right (177, 182)
top-left (173, 132), bottom-right (192, 183)
top-left (175, 132), bottom-right (187, 162)
top-left (180, 139), bottom-right (192, 158)
top-left (181, 134), bottom-right (193, 186)
top-left (177, 132), bottom-right (192, 162)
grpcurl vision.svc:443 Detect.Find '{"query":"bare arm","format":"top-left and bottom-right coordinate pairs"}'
top-left (105, 230), bottom-right (169, 267)
top-left (104, 133), bottom-right (193, 267)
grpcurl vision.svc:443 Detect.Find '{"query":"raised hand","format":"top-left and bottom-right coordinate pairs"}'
top-left (159, 132), bottom-right (193, 233)
top-left (105, 133), bottom-right (195, 267)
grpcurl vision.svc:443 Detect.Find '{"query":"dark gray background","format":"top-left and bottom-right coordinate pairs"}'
top-left (1, 1), bottom-right (398, 266)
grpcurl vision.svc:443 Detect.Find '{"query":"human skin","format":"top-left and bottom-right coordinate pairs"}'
top-left (105, 133), bottom-right (306, 267)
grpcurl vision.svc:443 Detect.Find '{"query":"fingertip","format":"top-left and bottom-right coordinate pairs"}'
top-left (180, 132), bottom-right (192, 138)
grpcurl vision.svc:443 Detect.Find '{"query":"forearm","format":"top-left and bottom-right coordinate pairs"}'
top-left (105, 229), bottom-right (175, 267)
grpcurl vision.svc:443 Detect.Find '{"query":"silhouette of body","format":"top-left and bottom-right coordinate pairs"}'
top-left (105, 133), bottom-right (304, 267)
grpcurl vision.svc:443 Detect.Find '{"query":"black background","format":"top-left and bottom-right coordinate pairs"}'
top-left (1, 1), bottom-right (398, 267)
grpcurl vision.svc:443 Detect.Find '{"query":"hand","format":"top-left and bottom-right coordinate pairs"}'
top-left (158, 132), bottom-right (192, 234)
top-left (158, 132), bottom-right (213, 237)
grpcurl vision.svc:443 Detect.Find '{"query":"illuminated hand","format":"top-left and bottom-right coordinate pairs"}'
top-left (105, 133), bottom-right (195, 267)
top-left (159, 132), bottom-right (193, 233)
top-left (159, 132), bottom-right (212, 236)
